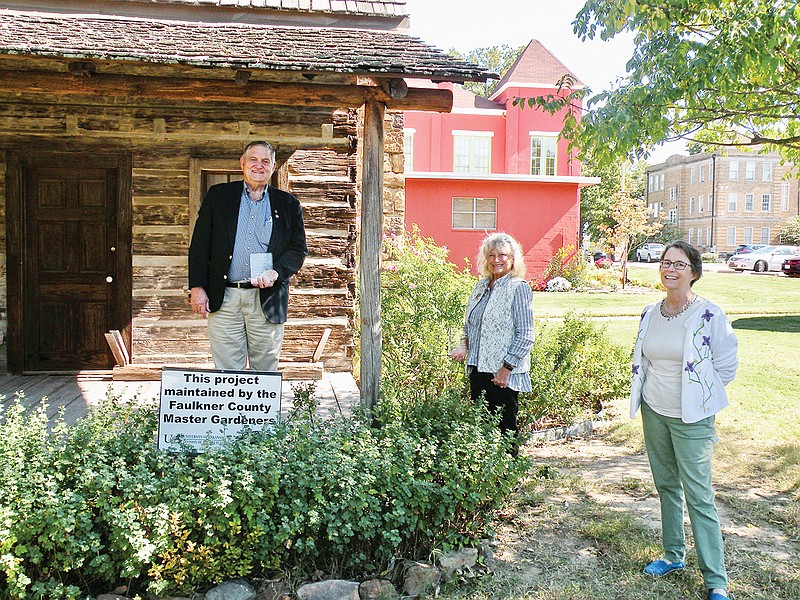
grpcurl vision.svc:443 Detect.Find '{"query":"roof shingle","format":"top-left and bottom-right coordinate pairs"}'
top-left (0, 11), bottom-right (492, 82)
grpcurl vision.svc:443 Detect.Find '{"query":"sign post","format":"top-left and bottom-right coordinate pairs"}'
top-left (157, 367), bottom-right (282, 452)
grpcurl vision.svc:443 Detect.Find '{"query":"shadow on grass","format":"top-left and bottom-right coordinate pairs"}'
top-left (732, 315), bottom-right (800, 333)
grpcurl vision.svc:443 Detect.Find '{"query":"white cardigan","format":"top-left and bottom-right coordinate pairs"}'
top-left (630, 298), bottom-right (738, 424)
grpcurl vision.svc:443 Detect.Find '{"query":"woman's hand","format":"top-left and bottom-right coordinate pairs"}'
top-left (449, 344), bottom-right (467, 362)
top-left (492, 366), bottom-right (511, 388)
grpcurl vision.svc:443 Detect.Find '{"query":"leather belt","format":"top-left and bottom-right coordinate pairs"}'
top-left (226, 281), bottom-right (255, 289)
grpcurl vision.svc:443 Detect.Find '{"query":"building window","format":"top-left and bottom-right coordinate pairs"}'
top-left (530, 134), bottom-right (557, 176)
top-left (727, 227), bottom-right (736, 245)
top-left (706, 227), bottom-right (711, 245)
top-left (744, 227), bottom-right (753, 244)
top-left (708, 194), bottom-right (713, 212)
top-left (689, 197), bottom-right (695, 213)
top-left (727, 193), bottom-right (737, 211)
top-left (763, 162), bottom-right (773, 181)
top-left (648, 175), bottom-right (655, 192)
top-left (699, 194), bottom-right (704, 213)
top-left (687, 228), bottom-right (693, 244)
top-left (745, 193), bottom-right (754, 212)
top-left (729, 161), bottom-right (739, 180)
top-left (669, 186), bottom-right (677, 202)
top-left (404, 129), bottom-right (415, 173)
top-left (760, 227), bottom-right (770, 244)
top-left (452, 197), bottom-right (497, 230)
top-left (690, 166), bottom-right (696, 184)
top-left (745, 161), bottom-right (756, 181)
top-left (761, 194), bottom-right (772, 212)
top-left (668, 208), bottom-right (677, 223)
top-left (203, 170), bottom-right (243, 192)
top-left (659, 174), bottom-right (664, 191)
top-left (782, 182), bottom-right (790, 211)
top-left (453, 131), bottom-right (492, 174)
top-left (699, 165), bottom-right (705, 183)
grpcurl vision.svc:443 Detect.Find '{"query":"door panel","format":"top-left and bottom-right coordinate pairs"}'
top-left (23, 165), bottom-right (122, 370)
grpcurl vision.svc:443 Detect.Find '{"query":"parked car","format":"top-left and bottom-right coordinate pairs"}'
top-left (727, 245), bottom-right (800, 272)
top-left (782, 254), bottom-right (800, 277)
top-left (724, 244), bottom-right (766, 260)
top-left (636, 243), bottom-right (665, 262)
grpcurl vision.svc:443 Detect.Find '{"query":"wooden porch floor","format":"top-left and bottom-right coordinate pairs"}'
top-left (0, 371), bottom-right (360, 425)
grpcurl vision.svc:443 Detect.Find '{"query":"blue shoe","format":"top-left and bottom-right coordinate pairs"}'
top-left (709, 592), bottom-right (729, 600)
top-left (643, 559), bottom-right (685, 577)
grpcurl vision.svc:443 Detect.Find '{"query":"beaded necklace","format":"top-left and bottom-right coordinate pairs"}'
top-left (659, 294), bottom-right (698, 321)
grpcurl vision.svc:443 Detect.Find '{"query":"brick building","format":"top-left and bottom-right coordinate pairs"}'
top-left (645, 152), bottom-right (800, 256)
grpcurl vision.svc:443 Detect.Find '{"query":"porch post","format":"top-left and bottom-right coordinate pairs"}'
top-left (359, 98), bottom-right (385, 414)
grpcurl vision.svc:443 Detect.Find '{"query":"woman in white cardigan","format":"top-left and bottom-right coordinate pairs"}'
top-left (631, 241), bottom-right (738, 600)
top-left (450, 233), bottom-right (535, 441)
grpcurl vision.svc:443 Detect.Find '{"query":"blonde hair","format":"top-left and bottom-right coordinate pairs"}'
top-left (477, 232), bottom-right (526, 279)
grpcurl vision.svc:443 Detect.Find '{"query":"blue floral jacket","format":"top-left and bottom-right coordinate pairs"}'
top-left (630, 298), bottom-right (738, 423)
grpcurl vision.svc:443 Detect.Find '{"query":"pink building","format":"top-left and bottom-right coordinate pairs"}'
top-left (403, 40), bottom-right (598, 277)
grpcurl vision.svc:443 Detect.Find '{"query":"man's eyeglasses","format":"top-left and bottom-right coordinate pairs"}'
top-left (660, 260), bottom-right (689, 271)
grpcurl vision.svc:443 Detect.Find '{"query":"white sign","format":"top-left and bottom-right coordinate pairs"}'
top-left (157, 367), bottom-right (282, 452)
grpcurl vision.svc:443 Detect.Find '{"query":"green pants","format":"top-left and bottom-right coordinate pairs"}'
top-left (641, 401), bottom-right (727, 589)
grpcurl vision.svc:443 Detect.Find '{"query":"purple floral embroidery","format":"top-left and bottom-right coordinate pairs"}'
top-left (702, 336), bottom-right (711, 346)
top-left (702, 309), bottom-right (714, 322)
top-left (685, 361), bottom-right (695, 373)
top-left (632, 364), bottom-right (640, 375)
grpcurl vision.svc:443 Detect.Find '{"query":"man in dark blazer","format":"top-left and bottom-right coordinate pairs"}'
top-left (189, 141), bottom-right (307, 371)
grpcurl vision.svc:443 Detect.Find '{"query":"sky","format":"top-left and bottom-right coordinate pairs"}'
top-left (401, 0), bottom-right (686, 163)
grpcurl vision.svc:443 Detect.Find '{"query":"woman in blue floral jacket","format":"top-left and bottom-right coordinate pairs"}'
top-left (630, 241), bottom-right (738, 600)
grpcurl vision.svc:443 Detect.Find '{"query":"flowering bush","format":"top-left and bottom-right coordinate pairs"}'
top-left (545, 277), bottom-right (572, 292)
top-left (594, 257), bottom-right (613, 268)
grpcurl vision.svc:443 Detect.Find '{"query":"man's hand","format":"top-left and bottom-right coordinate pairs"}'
top-left (492, 365), bottom-right (512, 389)
top-left (449, 344), bottom-right (467, 362)
top-left (251, 269), bottom-right (279, 288)
top-left (190, 287), bottom-right (210, 318)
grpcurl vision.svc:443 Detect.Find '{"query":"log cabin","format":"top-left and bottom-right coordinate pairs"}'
top-left (0, 0), bottom-right (493, 404)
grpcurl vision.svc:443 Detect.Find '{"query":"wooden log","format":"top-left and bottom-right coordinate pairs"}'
top-left (0, 70), bottom-right (454, 112)
top-left (113, 362), bottom-right (324, 381)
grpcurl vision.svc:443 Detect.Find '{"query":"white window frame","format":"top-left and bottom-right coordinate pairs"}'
top-left (690, 166), bottom-right (696, 184)
top-left (404, 128), bottom-right (415, 173)
top-left (729, 161), bottom-right (739, 180)
top-left (761, 194), bottom-right (772, 212)
top-left (727, 227), bottom-right (736, 246)
top-left (699, 194), bottom-right (704, 213)
top-left (760, 227), bottom-right (770, 244)
top-left (745, 161), bottom-right (756, 181)
top-left (699, 165), bottom-right (705, 183)
top-left (668, 208), bottom-right (677, 223)
top-left (782, 181), bottom-right (790, 211)
top-left (452, 130), bottom-right (493, 174)
top-left (451, 196), bottom-right (497, 230)
top-left (745, 193), bottom-right (754, 212)
top-left (762, 162), bottom-right (773, 181)
top-left (659, 174), bottom-right (664, 191)
top-left (529, 131), bottom-right (558, 176)
top-left (744, 227), bottom-right (753, 244)
top-left (706, 227), bottom-right (711, 245)
top-left (689, 196), bottom-right (695, 213)
top-left (727, 193), bottom-right (737, 212)
top-left (687, 228), bottom-right (693, 244)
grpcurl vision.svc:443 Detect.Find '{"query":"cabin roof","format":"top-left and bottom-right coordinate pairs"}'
top-left (0, 9), bottom-right (493, 82)
top-left (112, 0), bottom-right (409, 17)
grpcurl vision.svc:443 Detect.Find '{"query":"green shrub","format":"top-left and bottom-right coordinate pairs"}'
top-left (380, 228), bottom-right (475, 402)
top-left (0, 388), bottom-right (521, 599)
top-left (520, 312), bottom-right (631, 430)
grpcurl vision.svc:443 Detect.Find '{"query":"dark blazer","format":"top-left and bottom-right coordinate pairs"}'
top-left (188, 181), bottom-right (307, 324)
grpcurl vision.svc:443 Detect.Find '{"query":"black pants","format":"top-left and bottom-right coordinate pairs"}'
top-left (469, 370), bottom-right (519, 435)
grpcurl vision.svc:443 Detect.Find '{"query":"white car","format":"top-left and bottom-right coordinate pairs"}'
top-left (727, 245), bottom-right (800, 272)
top-left (636, 243), bottom-right (665, 262)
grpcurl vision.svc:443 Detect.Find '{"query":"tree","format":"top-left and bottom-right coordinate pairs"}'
top-left (780, 216), bottom-right (800, 245)
top-left (598, 190), bottom-right (662, 288)
top-left (517, 0), bottom-right (800, 165)
top-left (448, 45), bottom-right (524, 98)
top-left (581, 151), bottom-right (646, 243)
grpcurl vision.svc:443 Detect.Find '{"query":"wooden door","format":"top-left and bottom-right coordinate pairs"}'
top-left (15, 156), bottom-right (131, 371)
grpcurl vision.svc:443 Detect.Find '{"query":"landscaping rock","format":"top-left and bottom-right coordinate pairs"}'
top-left (296, 579), bottom-right (359, 600)
top-left (401, 562), bottom-right (441, 598)
top-left (205, 579), bottom-right (256, 600)
top-left (358, 578), bottom-right (398, 599)
top-left (438, 547), bottom-right (478, 581)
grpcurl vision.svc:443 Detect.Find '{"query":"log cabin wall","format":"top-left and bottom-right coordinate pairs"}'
top-left (0, 79), bottom-right (364, 373)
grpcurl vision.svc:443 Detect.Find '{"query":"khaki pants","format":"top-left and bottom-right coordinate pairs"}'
top-left (207, 287), bottom-right (284, 372)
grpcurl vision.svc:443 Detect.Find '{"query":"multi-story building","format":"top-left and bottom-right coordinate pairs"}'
top-left (645, 152), bottom-right (800, 256)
